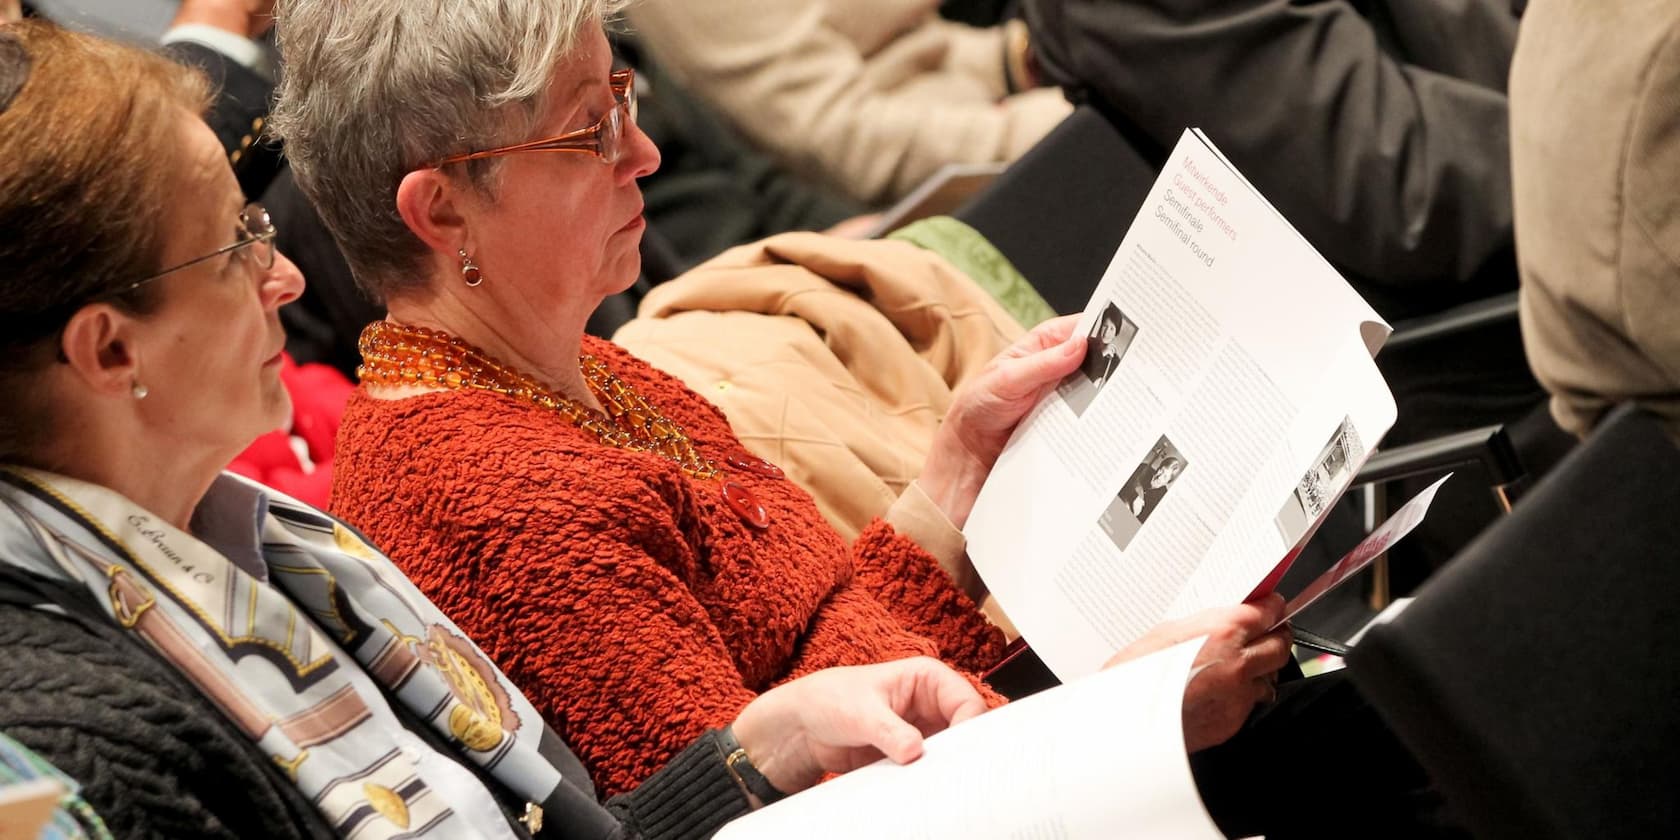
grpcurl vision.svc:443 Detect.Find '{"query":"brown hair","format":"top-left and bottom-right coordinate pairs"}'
top-left (0, 21), bottom-right (211, 461)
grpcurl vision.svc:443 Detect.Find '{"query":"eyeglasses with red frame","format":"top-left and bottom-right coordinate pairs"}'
top-left (429, 68), bottom-right (638, 169)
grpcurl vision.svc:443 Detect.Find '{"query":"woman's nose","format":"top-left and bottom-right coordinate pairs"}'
top-left (264, 250), bottom-right (307, 308)
top-left (619, 117), bottom-right (661, 183)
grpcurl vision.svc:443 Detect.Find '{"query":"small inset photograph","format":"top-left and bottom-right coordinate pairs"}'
top-left (1099, 436), bottom-right (1188, 551)
top-left (1274, 418), bottom-right (1366, 545)
top-left (1058, 301), bottom-right (1140, 417)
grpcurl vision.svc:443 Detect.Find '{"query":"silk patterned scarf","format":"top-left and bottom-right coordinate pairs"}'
top-left (0, 467), bottom-right (570, 839)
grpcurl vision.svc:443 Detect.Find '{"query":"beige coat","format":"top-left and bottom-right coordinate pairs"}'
top-left (626, 0), bottom-right (1071, 204)
top-left (614, 232), bottom-right (1022, 542)
top-left (1510, 0), bottom-right (1680, 441)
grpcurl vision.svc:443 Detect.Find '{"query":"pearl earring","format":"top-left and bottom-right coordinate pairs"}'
top-left (131, 381), bottom-right (149, 400)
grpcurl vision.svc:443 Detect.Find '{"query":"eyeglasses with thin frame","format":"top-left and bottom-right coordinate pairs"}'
top-left (29, 202), bottom-right (277, 363)
top-left (112, 202), bottom-right (277, 297)
top-left (428, 68), bottom-right (638, 169)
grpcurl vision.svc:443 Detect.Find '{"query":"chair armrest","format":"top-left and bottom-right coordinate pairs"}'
top-left (1354, 424), bottom-right (1523, 488)
top-left (1384, 291), bottom-right (1519, 352)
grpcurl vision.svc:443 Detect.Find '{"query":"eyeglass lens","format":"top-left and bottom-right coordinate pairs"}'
top-left (240, 204), bottom-right (277, 270)
top-left (601, 77), bottom-right (636, 164)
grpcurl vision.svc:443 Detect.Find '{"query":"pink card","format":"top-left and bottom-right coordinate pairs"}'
top-left (1275, 474), bottom-right (1451, 629)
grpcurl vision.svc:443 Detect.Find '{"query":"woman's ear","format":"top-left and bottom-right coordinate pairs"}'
top-left (396, 168), bottom-right (471, 255)
top-left (58, 304), bottom-right (140, 399)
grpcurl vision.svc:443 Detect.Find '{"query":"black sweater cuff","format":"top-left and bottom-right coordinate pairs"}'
top-left (608, 730), bottom-right (752, 840)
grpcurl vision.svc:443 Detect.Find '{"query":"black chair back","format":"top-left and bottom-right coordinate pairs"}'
top-left (1349, 405), bottom-right (1680, 840)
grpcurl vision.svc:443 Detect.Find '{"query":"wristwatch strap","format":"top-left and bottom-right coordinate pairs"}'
top-left (716, 725), bottom-right (788, 806)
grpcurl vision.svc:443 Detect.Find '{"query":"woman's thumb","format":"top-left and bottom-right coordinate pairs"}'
top-left (871, 714), bottom-right (927, 765)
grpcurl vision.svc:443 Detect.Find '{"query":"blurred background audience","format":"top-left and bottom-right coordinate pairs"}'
top-left (1510, 0), bottom-right (1680, 444)
top-left (627, 0), bottom-right (1070, 205)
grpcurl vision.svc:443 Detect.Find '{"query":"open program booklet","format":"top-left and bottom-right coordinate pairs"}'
top-left (721, 130), bottom-right (1442, 838)
top-left (966, 130), bottom-right (1408, 683)
top-left (715, 638), bottom-right (1225, 840)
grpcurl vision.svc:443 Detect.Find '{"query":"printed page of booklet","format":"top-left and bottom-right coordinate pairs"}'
top-left (1277, 474), bottom-right (1451, 628)
top-left (713, 638), bottom-right (1226, 840)
top-left (965, 129), bottom-right (1398, 682)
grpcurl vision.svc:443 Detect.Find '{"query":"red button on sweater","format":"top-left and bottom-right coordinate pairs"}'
top-left (332, 336), bottom-right (1004, 796)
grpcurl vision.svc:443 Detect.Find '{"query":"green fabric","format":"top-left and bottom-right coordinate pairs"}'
top-left (889, 216), bottom-right (1057, 328)
top-left (0, 732), bottom-right (112, 840)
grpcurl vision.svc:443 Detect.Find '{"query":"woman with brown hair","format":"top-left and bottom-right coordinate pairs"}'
top-left (0, 20), bottom-right (1002, 839)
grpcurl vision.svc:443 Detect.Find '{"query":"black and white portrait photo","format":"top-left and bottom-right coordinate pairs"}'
top-left (1099, 436), bottom-right (1188, 551)
top-left (1273, 418), bottom-right (1365, 545)
top-left (1058, 301), bottom-right (1139, 417)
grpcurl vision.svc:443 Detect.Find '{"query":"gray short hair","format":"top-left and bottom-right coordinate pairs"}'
top-left (269, 0), bottom-right (625, 300)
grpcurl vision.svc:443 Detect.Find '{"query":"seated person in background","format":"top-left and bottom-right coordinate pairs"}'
top-left (614, 32), bottom-right (875, 269)
top-left (0, 21), bottom-right (999, 838)
top-left (1023, 0), bottom-right (1522, 325)
top-left (1509, 0), bottom-right (1680, 444)
top-left (275, 6), bottom-right (1470, 838)
top-left (626, 0), bottom-right (1072, 205)
top-left (157, 0), bottom-right (282, 199)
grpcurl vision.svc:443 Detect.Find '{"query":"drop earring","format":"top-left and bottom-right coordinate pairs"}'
top-left (459, 249), bottom-right (483, 287)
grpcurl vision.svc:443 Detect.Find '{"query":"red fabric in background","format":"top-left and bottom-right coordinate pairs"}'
top-left (227, 354), bottom-right (354, 508)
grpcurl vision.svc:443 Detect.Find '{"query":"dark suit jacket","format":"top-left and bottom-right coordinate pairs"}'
top-left (1023, 0), bottom-right (1523, 320)
top-left (161, 40), bottom-right (283, 200)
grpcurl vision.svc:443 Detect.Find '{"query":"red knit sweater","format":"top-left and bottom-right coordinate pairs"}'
top-left (332, 336), bottom-right (1005, 796)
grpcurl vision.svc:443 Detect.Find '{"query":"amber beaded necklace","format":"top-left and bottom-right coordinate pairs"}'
top-left (357, 320), bottom-right (722, 480)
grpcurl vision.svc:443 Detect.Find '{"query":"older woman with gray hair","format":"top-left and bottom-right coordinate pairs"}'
top-left (271, 0), bottom-right (1300, 809)
top-left (0, 19), bottom-right (1008, 840)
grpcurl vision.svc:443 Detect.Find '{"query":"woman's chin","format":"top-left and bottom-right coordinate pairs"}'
top-left (605, 252), bottom-right (645, 296)
top-left (262, 388), bottom-right (295, 438)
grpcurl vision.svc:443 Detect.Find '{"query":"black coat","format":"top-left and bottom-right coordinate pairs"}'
top-left (1022, 0), bottom-right (1524, 320)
